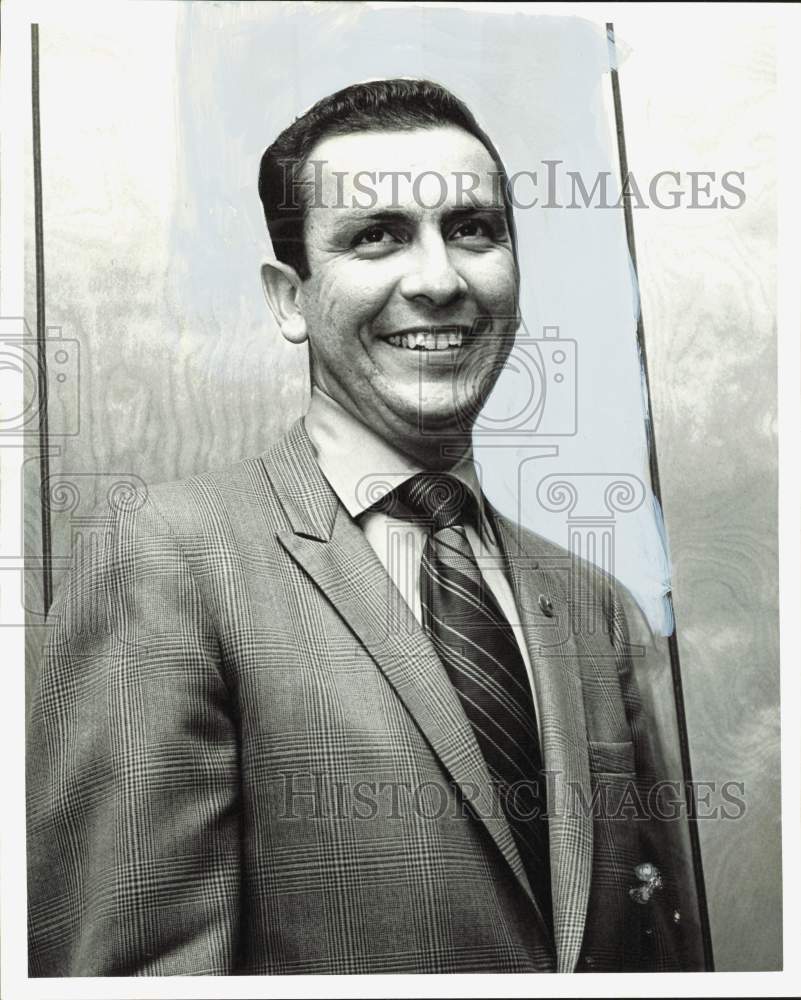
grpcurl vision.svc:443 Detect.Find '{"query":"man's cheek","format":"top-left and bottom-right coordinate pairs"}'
top-left (319, 275), bottom-right (386, 329)
top-left (470, 263), bottom-right (517, 312)
top-left (317, 293), bottom-right (362, 334)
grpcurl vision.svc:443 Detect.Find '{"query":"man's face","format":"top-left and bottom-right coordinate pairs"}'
top-left (295, 125), bottom-right (519, 450)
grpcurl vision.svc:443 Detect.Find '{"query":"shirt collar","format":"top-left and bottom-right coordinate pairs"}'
top-left (303, 385), bottom-right (496, 544)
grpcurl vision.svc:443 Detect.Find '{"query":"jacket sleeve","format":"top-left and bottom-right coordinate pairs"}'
top-left (607, 579), bottom-right (708, 971)
top-left (27, 490), bottom-right (241, 976)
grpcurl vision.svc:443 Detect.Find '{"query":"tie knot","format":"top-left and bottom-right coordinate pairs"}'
top-left (381, 472), bottom-right (476, 533)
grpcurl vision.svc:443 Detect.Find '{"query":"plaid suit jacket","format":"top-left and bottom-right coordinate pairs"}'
top-left (27, 418), bottom-right (702, 976)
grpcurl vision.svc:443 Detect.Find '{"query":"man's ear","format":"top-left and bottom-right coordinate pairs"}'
top-left (260, 260), bottom-right (308, 344)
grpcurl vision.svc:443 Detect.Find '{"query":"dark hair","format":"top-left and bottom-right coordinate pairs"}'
top-left (258, 78), bottom-right (517, 280)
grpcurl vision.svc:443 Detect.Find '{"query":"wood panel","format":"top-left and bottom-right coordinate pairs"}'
top-left (615, 15), bottom-right (780, 970)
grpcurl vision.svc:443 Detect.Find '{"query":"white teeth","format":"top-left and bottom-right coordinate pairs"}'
top-left (385, 330), bottom-right (465, 350)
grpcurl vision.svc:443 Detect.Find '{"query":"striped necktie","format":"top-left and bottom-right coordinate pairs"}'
top-left (383, 472), bottom-right (553, 933)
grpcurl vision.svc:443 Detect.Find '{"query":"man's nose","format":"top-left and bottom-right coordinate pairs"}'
top-left (398, 234), bottom-right (468, 308)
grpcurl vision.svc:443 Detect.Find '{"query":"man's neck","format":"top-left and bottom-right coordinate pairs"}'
top-left (391, 433), bottom-right (474, 471)
top-left (309, 384), bottom-right (474, 472)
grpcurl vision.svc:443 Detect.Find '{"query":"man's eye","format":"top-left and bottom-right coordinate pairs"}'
top-left (354, 226), bottom-right (396, 246)
top-left (450, 219), bottom-right (492, 240)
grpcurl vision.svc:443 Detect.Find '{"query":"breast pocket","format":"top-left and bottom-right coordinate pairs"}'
top-left (587, 738), bottom-right (636, 775)
top-left (585, 738), bottom-right (644, 831)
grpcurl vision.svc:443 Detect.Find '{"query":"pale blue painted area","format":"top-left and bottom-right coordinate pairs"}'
top-left (170, 4), bottom-right (673, 633)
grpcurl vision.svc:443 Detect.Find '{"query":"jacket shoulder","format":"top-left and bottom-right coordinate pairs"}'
top-left (126, 428), bottom-right (301, 540)
top-left (140, 420), bottom-right (311, 534)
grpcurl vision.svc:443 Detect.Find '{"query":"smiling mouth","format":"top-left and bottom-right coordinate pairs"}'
top-left (384, 328), bottom-right (468, 351)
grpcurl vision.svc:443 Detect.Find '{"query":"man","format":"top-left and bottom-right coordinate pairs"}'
top-left (27, 79), bottom-right (701, 976)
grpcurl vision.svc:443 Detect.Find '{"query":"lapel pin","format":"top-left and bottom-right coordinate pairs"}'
top-left (538, 594), bottom-right (554, 617)
top-left (628, 862), bottom-right (663, 905)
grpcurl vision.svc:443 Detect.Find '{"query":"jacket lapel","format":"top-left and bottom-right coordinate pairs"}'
top-left (262, 420), bottom-right (553, 938)
top-left (491, 510), bottom-right (594, 974)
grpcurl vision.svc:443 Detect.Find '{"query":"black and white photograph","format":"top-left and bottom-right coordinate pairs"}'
top-left (1, 1), bottom-right (798, 996)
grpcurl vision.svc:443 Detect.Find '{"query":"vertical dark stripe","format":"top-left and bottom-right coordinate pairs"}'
top-left (606, 22), bottom-right (714, 971)
top-left (32, 24), bottom-right (53, 614)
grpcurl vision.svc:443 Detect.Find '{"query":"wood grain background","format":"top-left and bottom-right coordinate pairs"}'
top-left (614, 15), bottom-right (780, 971)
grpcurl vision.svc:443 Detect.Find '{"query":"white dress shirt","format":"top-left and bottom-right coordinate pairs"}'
top-left (303, 385), bottom-right (541, 737)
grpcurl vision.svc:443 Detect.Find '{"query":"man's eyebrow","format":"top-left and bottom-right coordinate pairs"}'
top-left (329, 204), bottom-right (508, 232)
top-left (323, 210), bottom-right (412, 242)
top-left (336, 210), bottom-right (415, 225)
top-left (443, 204), bottom-right (507, 222)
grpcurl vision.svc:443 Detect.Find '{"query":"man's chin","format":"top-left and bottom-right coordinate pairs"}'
top-left (388, 392), bottom-right (484, 438)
